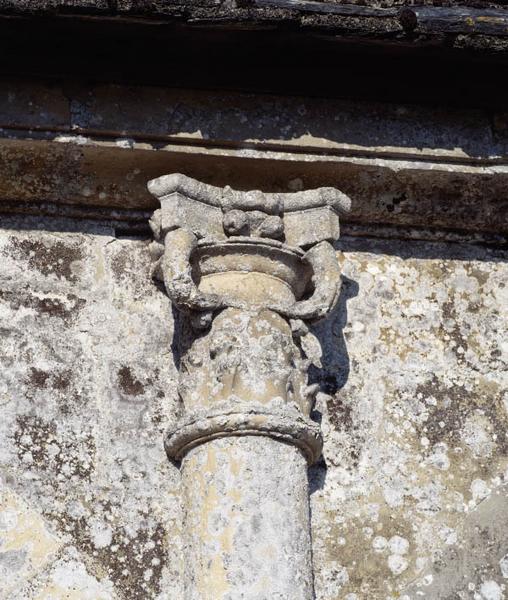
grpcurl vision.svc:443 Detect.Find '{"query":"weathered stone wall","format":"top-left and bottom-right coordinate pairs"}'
top-left (0, 219), bottom-right (182, 599)
top-left (0, 217), bottom-right (506, 599)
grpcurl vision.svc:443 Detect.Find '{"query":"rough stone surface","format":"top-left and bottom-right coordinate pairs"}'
top-left (0, 217), bottom-right (507, 598)
top-left (310, 236), bottom-right (508, 599)
top-left (0, 219), bottom-right (183, 599)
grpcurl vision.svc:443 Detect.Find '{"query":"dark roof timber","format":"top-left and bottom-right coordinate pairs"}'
top-left (1, 1), bottom-right (507, 108)
top-left (1, 0), bottom-right (508, 46)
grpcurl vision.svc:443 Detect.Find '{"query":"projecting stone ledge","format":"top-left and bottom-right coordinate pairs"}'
top-left (148, 173), bottom-right (350, 599)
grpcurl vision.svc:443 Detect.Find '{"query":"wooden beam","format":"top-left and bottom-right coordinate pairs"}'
top-left (251, 0), bottom-right (397, 18)
top-left (254, 1), bottom-right (508, 37)
top-left (400, 5), bottom-right (508, 36)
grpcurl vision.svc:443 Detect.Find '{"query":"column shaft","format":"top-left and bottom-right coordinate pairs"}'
top-left (182, 436), bottom-right (313, 600)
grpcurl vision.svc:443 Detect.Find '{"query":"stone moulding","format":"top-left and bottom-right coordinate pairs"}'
top-left (164, 403), bottom-right (323, 464)
top-left (148, 173), bottom-right (350, 598)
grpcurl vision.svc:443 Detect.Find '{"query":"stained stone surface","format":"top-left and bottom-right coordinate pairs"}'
top-left (0, 218), bottom-right (183, 600)
top-left (0, 216), bottom-right (507, 599)
top-left (311, 237), bottom-right (508, 600)
top-left (182, 437), bottom-right (313, 600)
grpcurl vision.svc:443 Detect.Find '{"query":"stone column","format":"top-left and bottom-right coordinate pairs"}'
top-left (148, 174), bottom-right (350, 600)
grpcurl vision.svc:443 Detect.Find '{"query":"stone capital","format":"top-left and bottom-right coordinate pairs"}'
top-left (148, 174), bottom-right (350, 465)
top-left (148, 173), bottom-right (350, 325)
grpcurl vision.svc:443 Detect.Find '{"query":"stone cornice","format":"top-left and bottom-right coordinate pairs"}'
top-left (1, 80), bottom-right (507, 241)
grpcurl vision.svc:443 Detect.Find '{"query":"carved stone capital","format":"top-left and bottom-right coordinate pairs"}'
top-left (148, 174), bottom-right (350, 598)
top-left (148, 173), bottom-right (350, 325)
top-left (148, 174), bottom-right (350, 464)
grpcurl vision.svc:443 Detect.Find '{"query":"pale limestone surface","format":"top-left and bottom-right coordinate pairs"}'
top-left (0, 217), bottom-right (507, 599)
top-left (0, 220), bottom-right (183, 600)
top-left (311, 238), bottom-right (508, 599)
top-left (182, 437), bottom-right (313, 599)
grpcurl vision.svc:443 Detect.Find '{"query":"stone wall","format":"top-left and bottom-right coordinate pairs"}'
top-left (1, 216), bottom-right (506, 599)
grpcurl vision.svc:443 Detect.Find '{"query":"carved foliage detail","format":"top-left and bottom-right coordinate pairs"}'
top-left (178, 308), bottom-right (317, 416)
top-left (147, 174), bottom-right (349, 457)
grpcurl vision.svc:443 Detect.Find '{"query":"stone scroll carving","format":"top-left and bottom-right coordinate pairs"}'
top-left (148, 174), bottom-right (350, 465)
